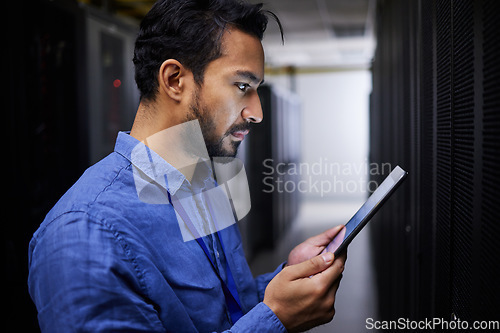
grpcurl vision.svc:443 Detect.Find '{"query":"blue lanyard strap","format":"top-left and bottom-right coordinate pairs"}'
top-left (167, 190), bottom-right (244, 324)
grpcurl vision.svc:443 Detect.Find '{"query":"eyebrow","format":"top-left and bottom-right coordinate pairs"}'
top-left (235, 70), bottom-right (264, 86)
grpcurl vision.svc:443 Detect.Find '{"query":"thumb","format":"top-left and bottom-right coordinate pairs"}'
top-left (286, 252), bottom-right (335, 279)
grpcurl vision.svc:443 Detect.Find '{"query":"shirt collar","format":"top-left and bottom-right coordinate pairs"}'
top-left (114, 131), bottom-right (186, 195)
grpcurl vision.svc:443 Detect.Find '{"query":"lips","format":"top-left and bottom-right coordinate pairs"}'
top-left (230, 129), bottom-right (250, 141)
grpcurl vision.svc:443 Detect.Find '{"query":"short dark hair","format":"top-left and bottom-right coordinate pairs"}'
top-left (133, 0), bottom-right (282, 102)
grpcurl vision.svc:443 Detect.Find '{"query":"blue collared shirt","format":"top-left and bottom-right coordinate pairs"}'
top-left (28, 132), bottom-right (286, 332)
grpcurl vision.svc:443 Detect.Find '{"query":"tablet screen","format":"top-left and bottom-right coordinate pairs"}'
top-left (324, 165), bottom-right (407, 255)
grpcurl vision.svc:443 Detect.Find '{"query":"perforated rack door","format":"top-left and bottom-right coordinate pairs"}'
top-left (370, 0), bottom-right (500, 326)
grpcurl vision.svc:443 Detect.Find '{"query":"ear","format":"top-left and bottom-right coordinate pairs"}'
top-left (158, 59), bottom-right (190, 102)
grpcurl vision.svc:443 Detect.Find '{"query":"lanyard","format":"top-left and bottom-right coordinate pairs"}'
top-left (166, 187), bottom-right (244, 324)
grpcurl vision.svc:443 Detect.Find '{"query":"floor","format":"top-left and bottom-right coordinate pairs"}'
top-left (249, 200), bottom-right (379, 332)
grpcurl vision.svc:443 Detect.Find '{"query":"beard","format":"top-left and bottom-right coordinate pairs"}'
top-left (187, 89), bottom-right (250, 159)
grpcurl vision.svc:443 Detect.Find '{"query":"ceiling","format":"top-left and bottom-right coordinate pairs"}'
top-left (252, 0), bottom-right (376, 69)
top-left (79, 0), bottom-right (376, 68)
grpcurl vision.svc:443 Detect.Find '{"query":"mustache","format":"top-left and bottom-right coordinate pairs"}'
top-left (225, 122), bottom-right (252, 135)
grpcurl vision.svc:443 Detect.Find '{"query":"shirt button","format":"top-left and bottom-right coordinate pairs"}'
top-left (216, 250), bottom-right (220, 258)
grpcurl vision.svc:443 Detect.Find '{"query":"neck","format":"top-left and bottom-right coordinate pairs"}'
top-left (130, 102), bottom-right (210, 182)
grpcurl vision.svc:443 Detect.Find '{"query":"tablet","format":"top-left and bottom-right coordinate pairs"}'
top-left (323, 165), bottom-right (408, 256)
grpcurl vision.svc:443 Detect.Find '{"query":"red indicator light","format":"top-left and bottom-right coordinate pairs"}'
top-left (113, 79), bottom-right (121, 88)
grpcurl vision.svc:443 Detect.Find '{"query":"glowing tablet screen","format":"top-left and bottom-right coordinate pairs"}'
top-left (324, 165), bottom-right (407, 255)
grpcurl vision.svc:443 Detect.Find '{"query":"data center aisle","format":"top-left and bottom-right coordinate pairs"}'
top-left (249, 200), bottom-right (379, 333)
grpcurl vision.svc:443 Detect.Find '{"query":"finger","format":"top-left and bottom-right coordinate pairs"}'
top-left (324, 274), bottom-right (342, 302)
top-left (333, 273), bottom-right (343, 289)
top-left (335, 249), bottom-right (347, 263)
top-left (313, 253), bottom-right (345, 285)
top-left (285, 252), bottom-right (335, 279)
top-left (307, 224), bottom-right (346, 247)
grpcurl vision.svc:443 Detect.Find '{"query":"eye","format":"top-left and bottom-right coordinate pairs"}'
top-left (236, 83), bottom-right (251, 93)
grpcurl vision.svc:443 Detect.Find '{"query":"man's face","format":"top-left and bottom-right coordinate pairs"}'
top-left (187, 27), bottom-right (265, 158)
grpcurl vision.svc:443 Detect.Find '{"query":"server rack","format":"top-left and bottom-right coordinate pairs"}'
top-left (7, 1), bottom-right (139, 331)
top-left (239, 85), bottom-right (301, 259)
top-left (370, 0), bottom-right (500, 327)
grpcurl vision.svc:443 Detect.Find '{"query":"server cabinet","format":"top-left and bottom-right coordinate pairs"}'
top-left (7, 1), bottom-right (139, 331)
top-left (239, 85), bottom-right (301, 259)
top-left (370, 0), bottom-right (500, 327)
top-left (85, 10), bottom-right (139, 163)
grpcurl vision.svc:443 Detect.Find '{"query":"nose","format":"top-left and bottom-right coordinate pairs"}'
top-left (241, 92), bottom-right (263, 124)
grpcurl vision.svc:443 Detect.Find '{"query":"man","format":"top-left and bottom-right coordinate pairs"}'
top-left (28, 0), bottom-right (347, 332)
